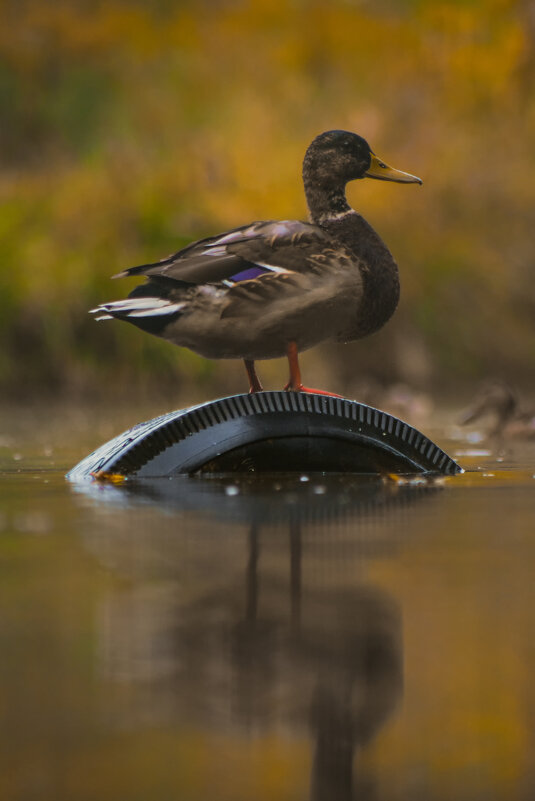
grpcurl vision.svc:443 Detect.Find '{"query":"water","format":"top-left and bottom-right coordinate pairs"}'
top-left (2, 404), bottom-right (535, 801)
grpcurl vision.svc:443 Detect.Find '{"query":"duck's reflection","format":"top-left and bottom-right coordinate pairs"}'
top-left (74, 475), bottom-right (437, 799)
top-left (229, 519), bottom-right (401, 801)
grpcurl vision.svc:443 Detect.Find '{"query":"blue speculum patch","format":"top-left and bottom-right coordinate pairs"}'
top-left (229, 266), bottom-right (267, 282)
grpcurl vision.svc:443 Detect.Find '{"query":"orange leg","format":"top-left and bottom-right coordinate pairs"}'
top-left (283, 342), bottom-right (343, 397)
top-left (244, 359), bottom-right (263, 393)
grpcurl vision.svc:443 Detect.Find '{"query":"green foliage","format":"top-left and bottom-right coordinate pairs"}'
top-left (0, 0), bottom-right (534, 396)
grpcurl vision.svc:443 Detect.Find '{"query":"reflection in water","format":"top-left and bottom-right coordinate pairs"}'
top-left (73, 475), bottom-right (438, 799)
top-left (308, 587), bottom-right (401, 801)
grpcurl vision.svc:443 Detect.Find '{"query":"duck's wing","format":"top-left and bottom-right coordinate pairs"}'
top-left (219, 230), bottom-right (357, 320)
top-left (93, 219), bottom-right (359, 330)
top-left (114, 220), bottom-right (343, 287)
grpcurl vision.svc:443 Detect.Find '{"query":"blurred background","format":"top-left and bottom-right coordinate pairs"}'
top-left (2, 0), bottom-right (535, 405)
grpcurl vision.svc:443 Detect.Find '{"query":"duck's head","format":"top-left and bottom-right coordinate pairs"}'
top-left (304, 130), bottom-right (422, 187)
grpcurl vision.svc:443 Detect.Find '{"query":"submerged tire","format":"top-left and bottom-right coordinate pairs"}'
top-left (67, 392), bottom-right (461, 479)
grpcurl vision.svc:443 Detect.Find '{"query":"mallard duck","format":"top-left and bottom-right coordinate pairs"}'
top-left (91, 130), bottom-right (421, 393)
top-left (459, 380), bottom-right (535, 439)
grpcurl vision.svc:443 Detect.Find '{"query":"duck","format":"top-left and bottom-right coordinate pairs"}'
top-left (459, 380), bottom-right (535, 439)
top-left (91, 130), bottom-right (422, 394)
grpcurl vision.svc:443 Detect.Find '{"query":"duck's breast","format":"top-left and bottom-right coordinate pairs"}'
top-left (321, 213), bottom-right (400, 342)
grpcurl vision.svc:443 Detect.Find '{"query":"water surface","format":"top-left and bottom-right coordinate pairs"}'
top-left (2, 404), bottom-right (535, 801)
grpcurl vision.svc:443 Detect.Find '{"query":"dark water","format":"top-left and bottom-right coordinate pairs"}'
top-left (2, 405), bottom-right (535, 801)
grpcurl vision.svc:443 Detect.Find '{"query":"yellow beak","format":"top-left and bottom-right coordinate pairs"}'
top-left (365, 153), bottom-right (422, 184)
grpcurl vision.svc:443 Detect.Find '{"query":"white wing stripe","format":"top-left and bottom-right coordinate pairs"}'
top-left (254, 262), bottom-right (292, 274)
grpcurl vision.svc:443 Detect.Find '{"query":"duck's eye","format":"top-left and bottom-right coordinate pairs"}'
top-left (377, 161), bottom-right (387, 168)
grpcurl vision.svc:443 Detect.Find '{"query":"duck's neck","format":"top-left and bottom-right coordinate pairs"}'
top-left (303, 170), bottom-right (352, 224)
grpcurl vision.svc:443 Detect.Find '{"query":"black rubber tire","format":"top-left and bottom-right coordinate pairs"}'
top-left (67, 392), bottom-right (461, 479)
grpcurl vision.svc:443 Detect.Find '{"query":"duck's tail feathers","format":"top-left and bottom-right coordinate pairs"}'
top-left (90, 297), bottom-right (186, 320)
